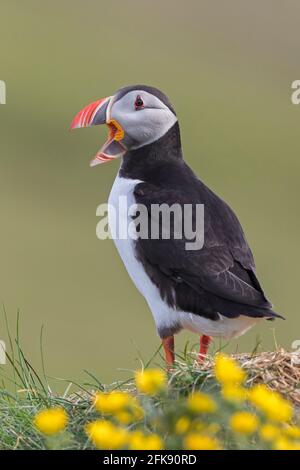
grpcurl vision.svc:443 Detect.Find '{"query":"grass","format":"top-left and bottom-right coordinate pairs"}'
top-left (0, 325), bottom-right (212, 450)
top-left (1, 311), bottom-right (300, 450)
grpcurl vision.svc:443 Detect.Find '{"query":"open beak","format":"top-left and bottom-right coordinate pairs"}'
top-left (70, 96), bottom-right (126, 167)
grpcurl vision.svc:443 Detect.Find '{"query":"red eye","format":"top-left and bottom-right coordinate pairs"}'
top-left (134, 95), bottom-right (144, 110)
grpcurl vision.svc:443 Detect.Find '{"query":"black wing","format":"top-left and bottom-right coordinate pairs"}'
top-left (133, 179), bottom-right (275, 318)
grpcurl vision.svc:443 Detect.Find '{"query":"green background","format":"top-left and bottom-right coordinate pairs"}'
top-left (1, 0), bottom-right (299, 384)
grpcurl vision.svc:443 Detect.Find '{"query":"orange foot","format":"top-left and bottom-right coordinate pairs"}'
top-left (197, 335), bottom-right (212, 363)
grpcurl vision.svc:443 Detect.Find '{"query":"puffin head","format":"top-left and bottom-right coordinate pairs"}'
top-left (70, 85), bottom-right (178, 167)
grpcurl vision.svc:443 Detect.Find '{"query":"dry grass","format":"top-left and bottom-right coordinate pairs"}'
top-left (190, 348), bottom-right (300, 408)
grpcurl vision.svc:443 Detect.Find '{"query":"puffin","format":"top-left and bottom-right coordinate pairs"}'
top-left (71, 85), bottom-right (283, 365)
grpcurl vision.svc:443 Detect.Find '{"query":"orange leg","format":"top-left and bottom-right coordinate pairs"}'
top-left (197, 335), bottom-right (212, 362)
top-left (162, 336), bottom-right (175, 367)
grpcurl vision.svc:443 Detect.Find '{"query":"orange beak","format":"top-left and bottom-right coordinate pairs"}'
top-left (70, 96), bottom-right (126, 166)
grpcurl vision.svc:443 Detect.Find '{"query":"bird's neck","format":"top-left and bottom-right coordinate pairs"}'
top-left (119, 122), bottom-right (183, 182)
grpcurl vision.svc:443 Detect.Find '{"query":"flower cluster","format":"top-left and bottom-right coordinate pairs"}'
top-left (33, 356), bottom-right (300, 450)
top-left (213, 353), bottom-right (300, 449)
top-left (85, 369), bottom-right (166, 450)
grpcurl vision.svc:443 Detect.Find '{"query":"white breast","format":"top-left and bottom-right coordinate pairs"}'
top-left (107, 174), bottom-right (260, 340)
top-left (108, 174), bottom-right (152, 297)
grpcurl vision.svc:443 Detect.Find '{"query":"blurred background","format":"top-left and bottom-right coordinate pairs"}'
top-left (0, 0), bottom-right (300, 385)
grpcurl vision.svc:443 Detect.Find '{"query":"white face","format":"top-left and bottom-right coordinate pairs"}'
top-left (108, 90), bottom-right (178, 150)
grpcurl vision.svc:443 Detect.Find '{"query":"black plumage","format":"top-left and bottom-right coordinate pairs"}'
top-left (120, 118), bottom-right (283, 325)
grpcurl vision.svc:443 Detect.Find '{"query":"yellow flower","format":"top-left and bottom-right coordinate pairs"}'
top-left (85, 420), bottom-right (128, 450)
top-left (34, 407), bottom-right (68, 435)
top-left (259, 424), bottom-right (281, 442)
top-left (135, 369), bottom-right (167, 395)
top-left (175, 417), bottom-right (191, 434)
top-left (115, 411), bottom-right (133, 425)
top-left (283, 425), bottom-right (300, 439)
top-left (273, 437), bottom-right (300, 451)
top-left (214, 353), bottom-right (246, 385)
top-left (184, 433), bottom-right (221, 450)
top-left (93, 391), bottom-right (133, 415)
top-left (129, 431), bottom-right (164, 450)
top-left (187, 392), bottom-right (217, 414)
top-left (248, 384), bottom-right (293, 423)
top-left (222, 384), bottom-right (247, 403)
top-left (230, 411), bottom-right (259, 435)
